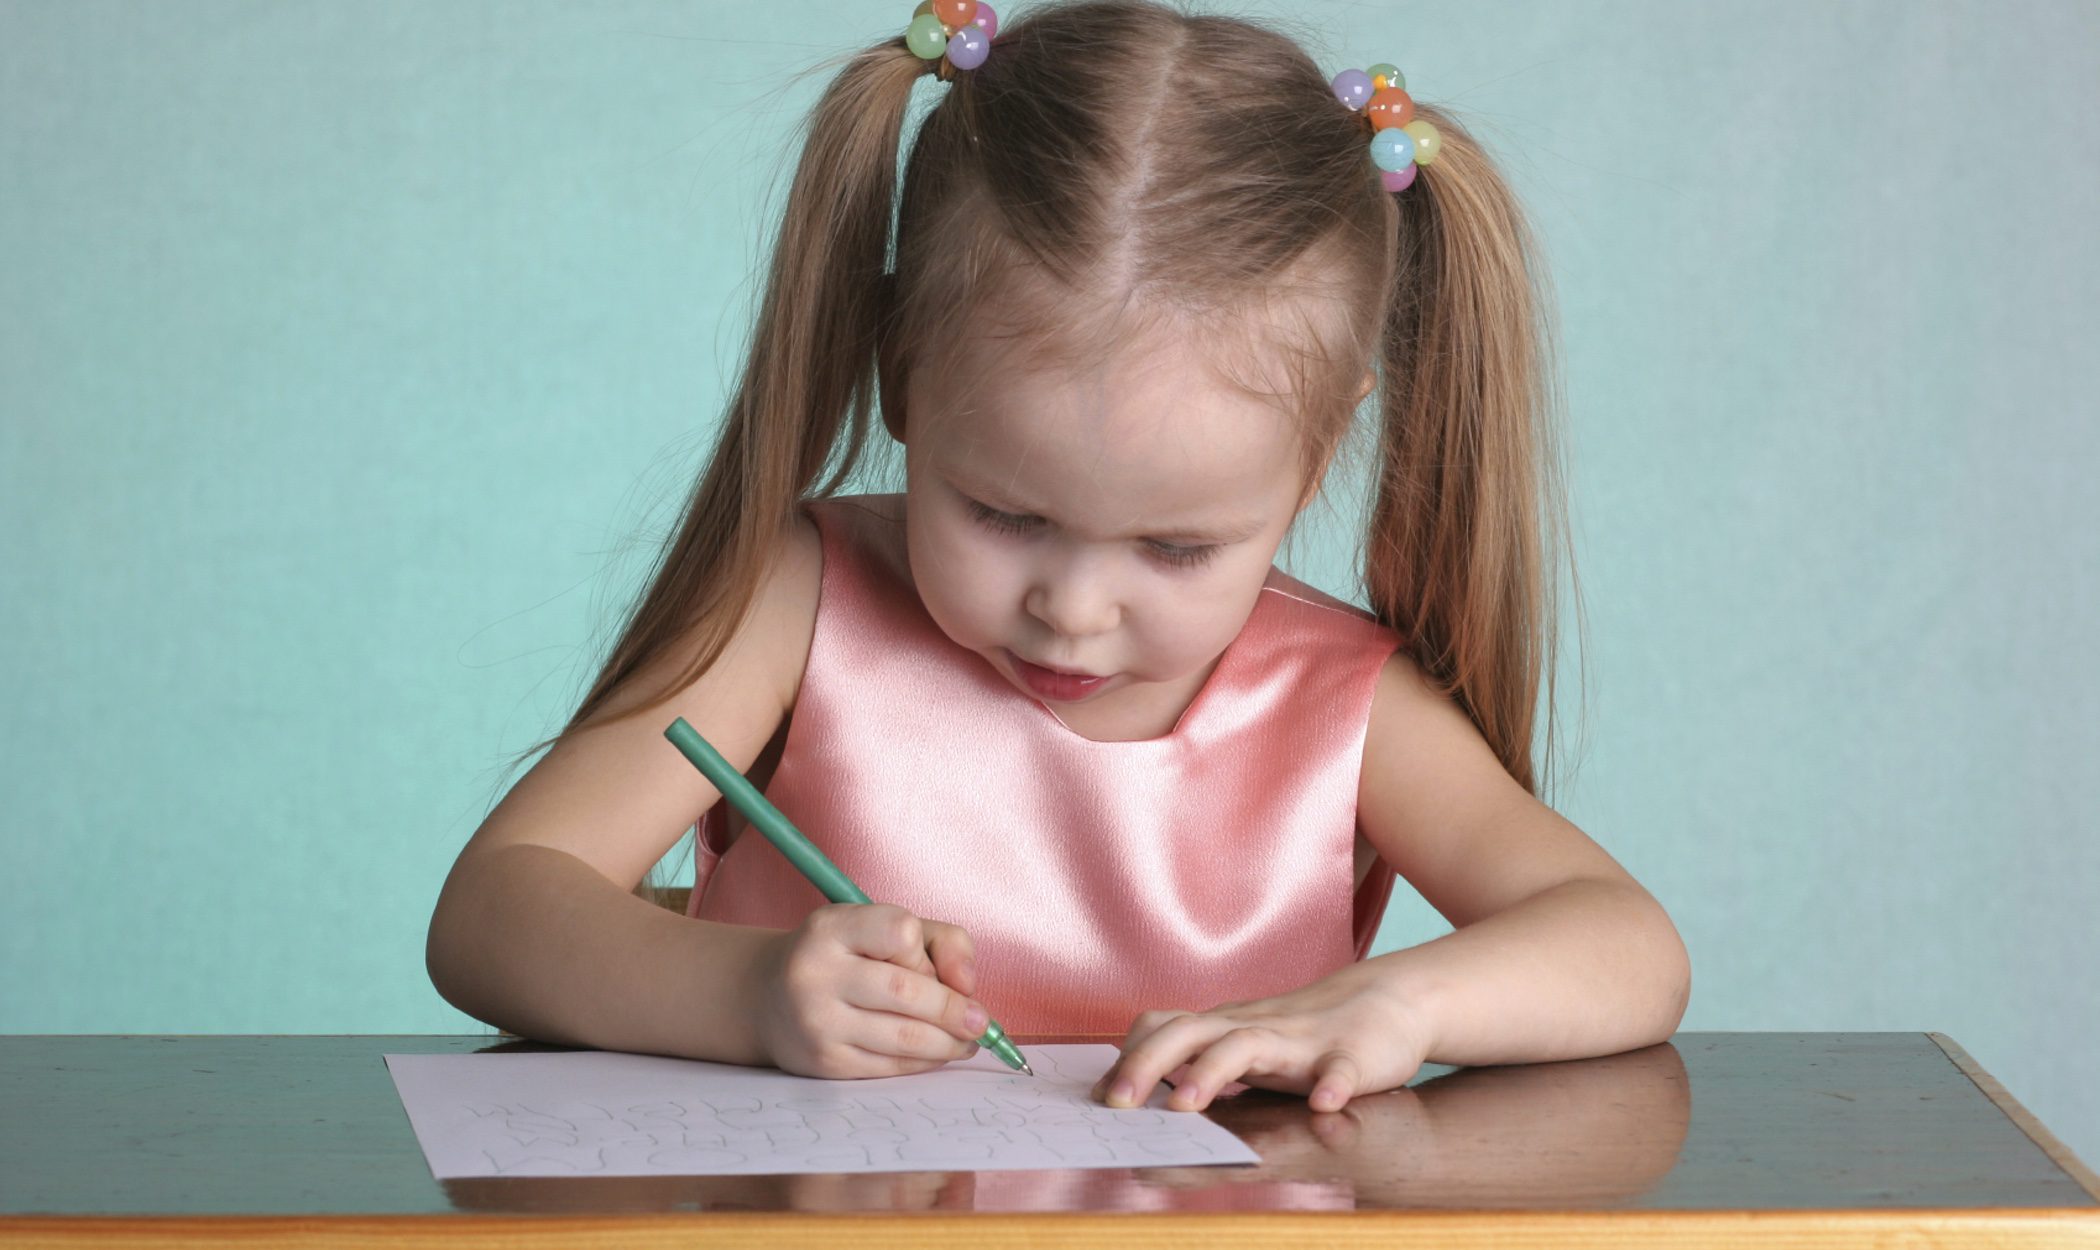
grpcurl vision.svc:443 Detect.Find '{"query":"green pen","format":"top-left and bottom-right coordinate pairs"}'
top-left (663, 716), bottom-right (1034, 1077)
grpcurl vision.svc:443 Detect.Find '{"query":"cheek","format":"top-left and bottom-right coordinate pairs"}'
top-left (1147, 605), bottom-right (1237, 667)
top-left (1133, 567), bottom-right (1267, 669)
top-left (910, 520), bottom-right (1017, 639)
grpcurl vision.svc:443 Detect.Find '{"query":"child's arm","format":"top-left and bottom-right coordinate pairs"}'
top-left (1092, 649), bottom-right (1692, 1112)
top-left (426, 514), bottom-right (990, 1074)
top-left (426, 836), bottom-right (777, 1062)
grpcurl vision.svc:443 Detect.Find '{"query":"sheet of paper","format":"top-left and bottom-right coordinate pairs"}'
top-left (384, 1043), bottom-right (1259, 1177)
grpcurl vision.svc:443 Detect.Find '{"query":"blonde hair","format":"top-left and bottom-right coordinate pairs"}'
top-left (492, 0), bottom-right (1584, 900)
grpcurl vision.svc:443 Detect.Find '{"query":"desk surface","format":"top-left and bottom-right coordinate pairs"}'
top-left (2, 1032), bottom-right (2095, 1248)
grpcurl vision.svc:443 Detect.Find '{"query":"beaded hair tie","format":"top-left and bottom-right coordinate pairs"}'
top-left (902, 5), bottom-right (1437, 193)
top-left (1330, 63), bottom-right (1442, 192)
top-left (905, 1), bottom-right (999, 80)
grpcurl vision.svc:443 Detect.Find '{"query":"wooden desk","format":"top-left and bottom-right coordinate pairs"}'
top-left (1, 1032), bottom-right (2094, 1247)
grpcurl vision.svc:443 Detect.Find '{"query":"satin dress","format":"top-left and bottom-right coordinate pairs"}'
top-left (688, 494), bottom-right (1404, 1036)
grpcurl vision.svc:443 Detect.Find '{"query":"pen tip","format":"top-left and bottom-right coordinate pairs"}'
top-left (1021, 1063), bottom-right (1035, 1076)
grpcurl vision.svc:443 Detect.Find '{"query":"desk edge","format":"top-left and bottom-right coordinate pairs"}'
top-left (6, 1208), bottom-right (2100, 1249)
top-left (1929, 1031), bottom-right (2100, 1202)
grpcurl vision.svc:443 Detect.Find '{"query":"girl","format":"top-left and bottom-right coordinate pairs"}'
top-left (427, 0), bottom-right (1690, 1116)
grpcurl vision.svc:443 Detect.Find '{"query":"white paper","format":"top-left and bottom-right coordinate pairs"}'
top-left (384, 1044), bottom-right (1259, 1177)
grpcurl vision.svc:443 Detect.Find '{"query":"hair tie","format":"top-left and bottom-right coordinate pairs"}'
top-left (906, 1), bottom-right (999, 79)
top-left (1330, 63), bottom-right (1442, 192)
top-left (899, 12), bottom-right (1434, 192)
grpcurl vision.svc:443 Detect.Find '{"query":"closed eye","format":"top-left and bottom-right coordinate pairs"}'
top-left (965, 498), bottom-right (1038, 536)
top-left (965, 498), bottom-right (1220, 569)
top-left (1147, 539), bottom-right (1219, 568)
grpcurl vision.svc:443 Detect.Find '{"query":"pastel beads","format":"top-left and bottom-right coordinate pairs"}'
top-left (1401, 118), bottom-right (1441, 166)
top-left (1365, 86), bottom-right (1415, 131)
top-left (948, 24), bottom-right (990, 69)
top-left (1330, 60), bottom-right (1437, 191)
top-left (1330, 68), bottom-right (1374, 110)
top-left (908, 0), bottom-right (999, 69)
top-left (906, 12), bottom-right (949, 59)
top-left (1369, 127), bottom-right (1416, 171)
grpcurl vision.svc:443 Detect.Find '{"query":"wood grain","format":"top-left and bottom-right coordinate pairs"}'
top-left (7, 1209), bottom-right (2100, 1249)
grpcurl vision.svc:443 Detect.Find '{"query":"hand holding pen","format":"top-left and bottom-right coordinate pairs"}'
top-left (665, 718), bottom-right (1034, 1078)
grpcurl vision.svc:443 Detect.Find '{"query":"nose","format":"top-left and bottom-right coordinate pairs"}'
top-left (1025, 548), bottom-right (1120, 640)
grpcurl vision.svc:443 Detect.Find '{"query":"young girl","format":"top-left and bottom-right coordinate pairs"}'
top-left (427, 0), bottom-right (1690, 1117)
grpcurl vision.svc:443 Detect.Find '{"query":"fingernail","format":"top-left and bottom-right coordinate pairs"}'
top-left (1109, 1079), bottom-right (1135, 1106)
top-left (963, 1003), bottom-right (987, 1034)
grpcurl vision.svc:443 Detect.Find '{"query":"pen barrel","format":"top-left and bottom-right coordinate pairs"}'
top-left (665, 717), bottom-right (1032, 1078)
top-left (664, 718), bottom-right (871, 906)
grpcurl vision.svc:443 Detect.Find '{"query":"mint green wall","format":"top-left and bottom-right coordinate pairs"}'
top-left (5, 1), bottom-right (2094, 1166)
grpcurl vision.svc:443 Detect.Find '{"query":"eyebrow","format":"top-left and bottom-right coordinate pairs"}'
top-left (952, 474), bottom-right (1265, 545)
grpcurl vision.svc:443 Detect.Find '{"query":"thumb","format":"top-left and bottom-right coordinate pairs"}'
top-left (1308, 1049), bottom-right (1363, 1113)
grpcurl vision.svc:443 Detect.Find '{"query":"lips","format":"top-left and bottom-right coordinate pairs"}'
top-left (1006, 649), bottom-right (1109, 701)
top-left (1016, 654), bottom-right (1100, 679)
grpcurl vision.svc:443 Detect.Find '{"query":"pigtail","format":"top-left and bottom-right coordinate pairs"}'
top-left (1365, 104), bottom-right (1580, 802)
top-left (487, 40), bottom-right (931, 840)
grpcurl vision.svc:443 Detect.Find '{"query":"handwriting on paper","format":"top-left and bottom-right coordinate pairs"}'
top-left (384, 1044), bottom-right (1259, 1177)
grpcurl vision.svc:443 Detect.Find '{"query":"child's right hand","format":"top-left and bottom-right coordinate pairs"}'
top-left (749, 902), bottom-right (989, 1079)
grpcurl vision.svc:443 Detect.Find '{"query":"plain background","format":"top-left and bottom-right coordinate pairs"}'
top-left (4, 0), bottom-right (2095, 1168)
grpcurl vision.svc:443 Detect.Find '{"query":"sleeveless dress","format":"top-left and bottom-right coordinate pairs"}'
top-left (687, 494), bottom-right (1404, 1037)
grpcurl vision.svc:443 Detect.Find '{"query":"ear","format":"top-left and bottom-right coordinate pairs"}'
top-left (875, 272), bottom-right (908, 445)
top-left (1356, 369), bottom-right (1377, 403)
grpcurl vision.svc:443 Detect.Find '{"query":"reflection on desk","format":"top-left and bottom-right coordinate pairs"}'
top-left (5, 1030), bottom-right (2095, 1250)
top-left (438, 1038), bottom-right (1689, 1213)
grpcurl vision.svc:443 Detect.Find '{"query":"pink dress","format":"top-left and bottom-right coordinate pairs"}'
top-left (687, 494), bottom-right (1404, 1037)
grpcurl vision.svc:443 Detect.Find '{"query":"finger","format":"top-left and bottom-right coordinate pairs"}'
top-left (1096, 1015), bottom-right (1223, 1108)
top-left (1121, 1008), bottom-right (1182, 1051)
top-left (842, 1041), bottom-right (956, 1078)
top-left (1308, 1106), bottom-right (1363, 1152)
top-left (842, 958), bottom-right (989, 1052)
top-left (1165, 1026), bottom-right (1275, 1112)
top-left (842, 1002), bottom-right (983, 1065)
top-left (838, 905), bottom-right (953, 989)
top-left (1089, 1009), bottom-right (1183, 1102)
top-left (837, 903), bottom-right (928, 967)
top-left (1307, 1048), bottom-right (1364, 1112)
top-left (921, 920), bottom-right (978, 998)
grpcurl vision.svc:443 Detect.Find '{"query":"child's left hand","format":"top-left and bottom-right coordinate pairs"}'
top-left (1088, 960), bottom-right (1434, 1114)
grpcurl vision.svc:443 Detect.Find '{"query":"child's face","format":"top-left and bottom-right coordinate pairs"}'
top-left (896, 334), bottom-right (1318, 723)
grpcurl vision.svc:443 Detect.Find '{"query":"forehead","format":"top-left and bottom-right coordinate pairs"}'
top-left (916, 338), bottom-right (1304, 530)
